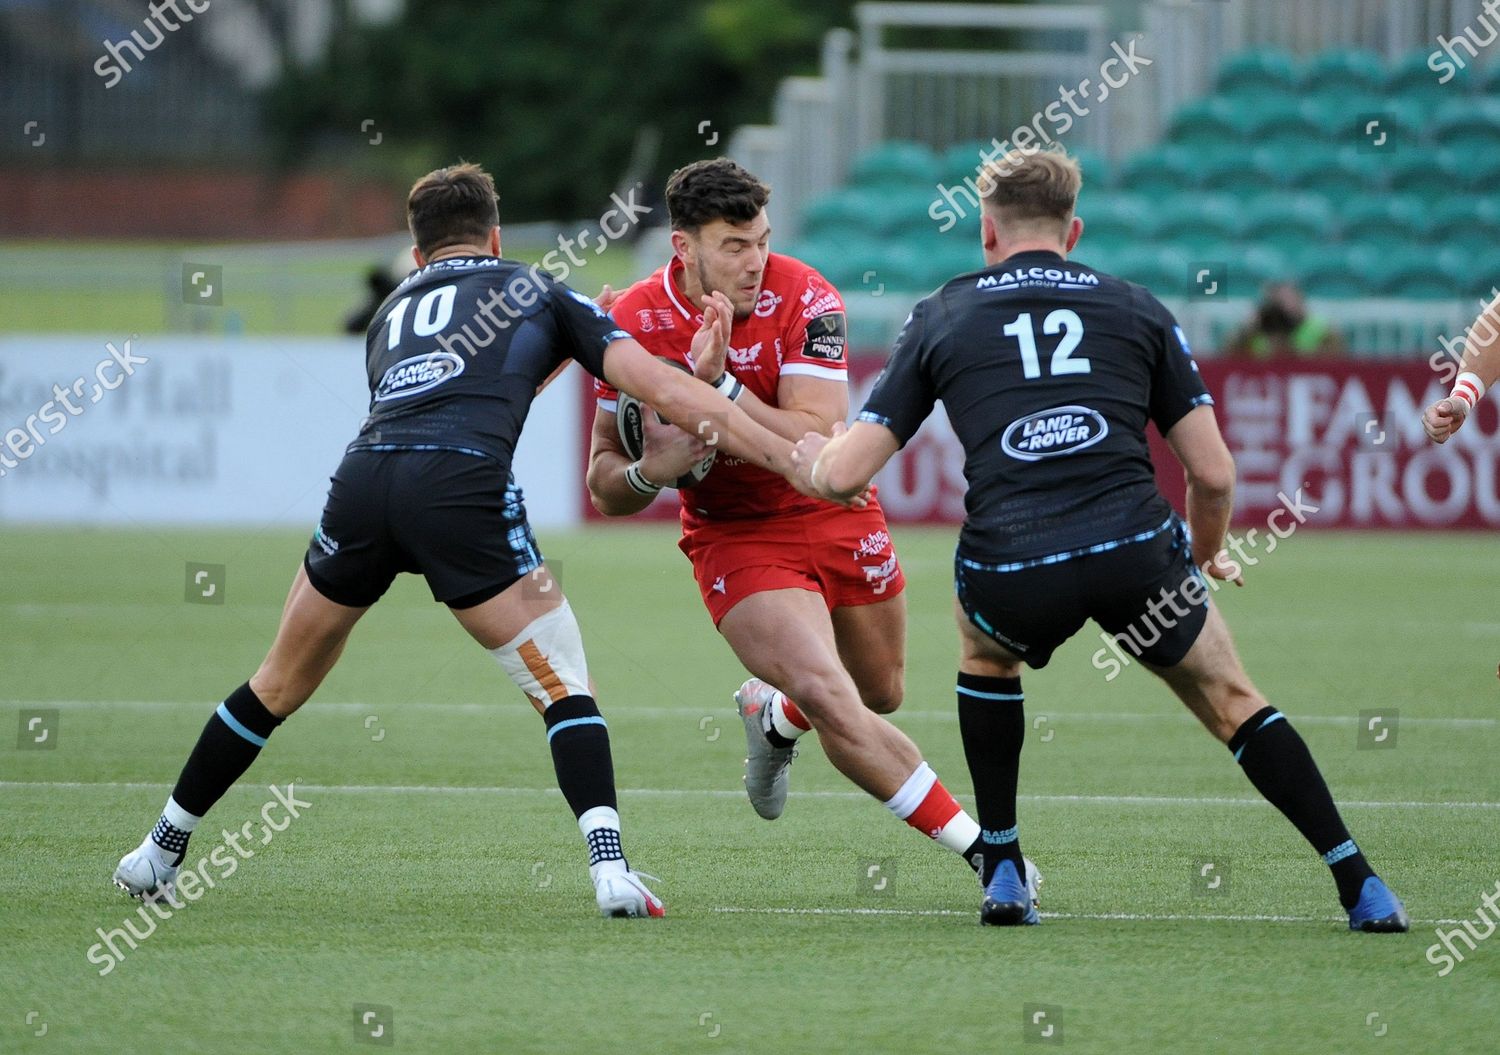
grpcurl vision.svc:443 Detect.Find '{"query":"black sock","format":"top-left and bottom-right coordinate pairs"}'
top-left (956, 672), bottom-right (1026, 886)
top-left (544, 696), bottom-right (618, 819)
top-left (1228, 706), bottom-right (1375, 908)
top-left (170, 683), bottom-right (284, 828)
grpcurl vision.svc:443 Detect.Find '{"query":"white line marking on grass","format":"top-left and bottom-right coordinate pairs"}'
top-left (5, 700), bottom-right (1496, 728)
top-left (711, 907), bottom-right (1465, 925)
top-left (1, 781), bottom-right (1495, 809)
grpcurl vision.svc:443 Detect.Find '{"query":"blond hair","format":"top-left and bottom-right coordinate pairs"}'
top-left (978, 148), bottom-right (1082, 234)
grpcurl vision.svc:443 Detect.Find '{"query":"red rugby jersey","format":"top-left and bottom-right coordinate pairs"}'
top-left (596, 253), bottom-right (849, 525)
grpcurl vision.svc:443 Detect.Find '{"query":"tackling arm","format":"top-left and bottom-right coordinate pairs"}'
top-left (791, 421), bottom-right (901, 503)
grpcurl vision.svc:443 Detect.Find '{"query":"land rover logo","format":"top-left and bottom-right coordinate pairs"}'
top-left (374, 351), bottom-right (465, 401)
top-left (1002, 405), bottom-right (1108, 461)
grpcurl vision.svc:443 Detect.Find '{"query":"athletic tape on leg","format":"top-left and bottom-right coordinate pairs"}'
top-left (488, 600), bottom-right (591, 705)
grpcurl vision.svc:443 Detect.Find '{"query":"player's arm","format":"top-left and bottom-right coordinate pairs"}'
top-left (1425, 291), bottom-right (1500, 443)
top-left (1163, 405), bottom-right (1241, 585)
top-left (792, 421), bottom-right (900, 501)
top-left (586, 403), bottom-right (713, 516)
top-left (794, 300), bottom-right (937, 499)
top-left (602, 293), bottom-right (795, 476)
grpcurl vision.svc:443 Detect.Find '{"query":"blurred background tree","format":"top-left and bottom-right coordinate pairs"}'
top-left (264, 0), bottom-right (862, 220)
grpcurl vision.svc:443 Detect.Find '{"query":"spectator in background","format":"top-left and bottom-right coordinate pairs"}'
top-left (343, 265), bottom-right (398, 335)
top-left (1224, 282), bottom-right (1346, 360)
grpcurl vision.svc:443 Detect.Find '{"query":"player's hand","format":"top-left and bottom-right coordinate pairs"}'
top-left (594, 285), bottom-right (620, 312)
top-left (638, 406), bottom-right (713, 482)
top-left (1201, 551), bottom-right (1244, 587)
top-left (789, 423), bottom-right (869, 507)
top-left (1423, 396), bottom-right (1468, 444)
top-left (790, 428), bottom-right (831, 495)
top-left (690, 290), bottom-right (734, 383)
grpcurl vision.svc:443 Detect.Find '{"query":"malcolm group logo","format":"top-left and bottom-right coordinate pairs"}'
top-left (1002, 406), bottom-right (1108, 461)
top-left (978, 267), bottom-right (1100, 293)
top-left (373, 351), bottom-right (465, 402)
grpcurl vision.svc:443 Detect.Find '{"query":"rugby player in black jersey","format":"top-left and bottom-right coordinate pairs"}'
top-left (793, 149), bottom-right (1408, 932)
top-left (113, 163), bottom-right (800, 918)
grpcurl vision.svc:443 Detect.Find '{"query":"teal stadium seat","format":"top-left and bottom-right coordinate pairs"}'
top-left (1337, 196), bottom-right (1434, 255)
top-left (1153, 194), bottom-right (1250, 255)
top-left (1077, 194), bottom-right (1158, 242)
top-left (802, 189), bottom-right (883, 239)
top-left (1428, 197), bottom-right (1500, 257)
top-left (1300, 49), bottom-right (1388, 96)
top-left (1069, 147), bottom-right (1112, 191)
top-left (1241, 194), bottom-right (1337, 255)
top-left (1117, 145), bottom-right (1202, 196)
top-left (1257, 143), bottom-right (1380, 195)
top-left (1384, 150), bottom-right (1467, 197)
top-left (941, 141), bottom-right (992, 186)
top-left (1240, 97), bottom-right (1323, 147)
top-left (1196, 144), bottom-right (1269, 194)
top-left (1437, 246), bottom-right (1500, 299)
top-left (1432, 98), bottom-right (1500, 155)
top-left (1387, 49), bottom-right (1474, 99)
top-left (1300, 247), bottom-right (1376, 298)
top-left (1109, 246), bottom-right (1192, 295)
top-left (1215, 50), bottom-right (1300, 98)
top-left (1167, 97), bottom-right (1257, 145)
top-left (849, 141), bottom-right (942, 190)
top-left (1350, 246), bottom-right (1461, 300)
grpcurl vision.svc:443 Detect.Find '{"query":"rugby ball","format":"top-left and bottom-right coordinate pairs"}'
top-left (616, 357), bottom-right (718, 488)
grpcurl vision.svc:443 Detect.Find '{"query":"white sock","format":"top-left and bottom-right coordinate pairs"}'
top-left (147, 796), bottom-right (201, 866)
top-left (580, 806), bottom-right (627, 882)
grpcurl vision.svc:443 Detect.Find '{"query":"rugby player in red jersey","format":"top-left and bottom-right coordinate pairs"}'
top-left (588, 160), bottom-right (1010, 887)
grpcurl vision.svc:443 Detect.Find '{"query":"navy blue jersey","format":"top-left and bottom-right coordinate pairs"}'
top-left (348, 256), bottom-right (628, 470)
top-left (859, 250), bottom-right (1211, 566)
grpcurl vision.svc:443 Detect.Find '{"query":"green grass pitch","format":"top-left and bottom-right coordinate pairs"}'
top-left (2, 524), bottom-right (1496, 1053)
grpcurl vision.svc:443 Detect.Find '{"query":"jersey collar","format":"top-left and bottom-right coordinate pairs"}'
top-left (664, 257), bottom-right (705, 324)
top-left (999, 249), bottom-right (1067, 266)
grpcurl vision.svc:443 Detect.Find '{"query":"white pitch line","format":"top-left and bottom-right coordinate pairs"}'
top-left (3, 699), bottom-right (1496, 728)
top-left (0, 781), bottom-right (1495, 810)
top-left (711, 906), bottom-right (1465, 925)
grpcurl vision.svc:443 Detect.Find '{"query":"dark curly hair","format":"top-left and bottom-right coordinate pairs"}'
top-left (665, 158), bottom-right (771, 233)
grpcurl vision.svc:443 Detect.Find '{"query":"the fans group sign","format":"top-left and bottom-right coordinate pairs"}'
top-left (582, 356), bottom-right (1500, 530)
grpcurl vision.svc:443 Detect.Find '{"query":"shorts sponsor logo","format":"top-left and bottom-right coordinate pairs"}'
top-left (1002, 405), bottom-right (1108, 461)
top-left (852, 529), bottom-right (891, 560)
top-left (373, 351), bottom-right (465, 402)
top-left (711, 575), bottom-right (727, 594)
top-left (862, 554), bottom-right (899, 594)
top-left (754, 290), bottom-right (782, 318)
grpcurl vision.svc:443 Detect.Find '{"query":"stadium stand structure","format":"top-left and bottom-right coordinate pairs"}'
top-left (783, 49), bottom-right (1500, 326)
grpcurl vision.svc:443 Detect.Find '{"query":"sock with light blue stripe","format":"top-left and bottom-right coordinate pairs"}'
top-left (154, 683), bottom-right (283, 864)
top-left (544, 695), bottom-right (618, 819)
top-left (956, 672), bottom-right (1026, 885)
top-left (1228, 705), bottom-right (1374, 909)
